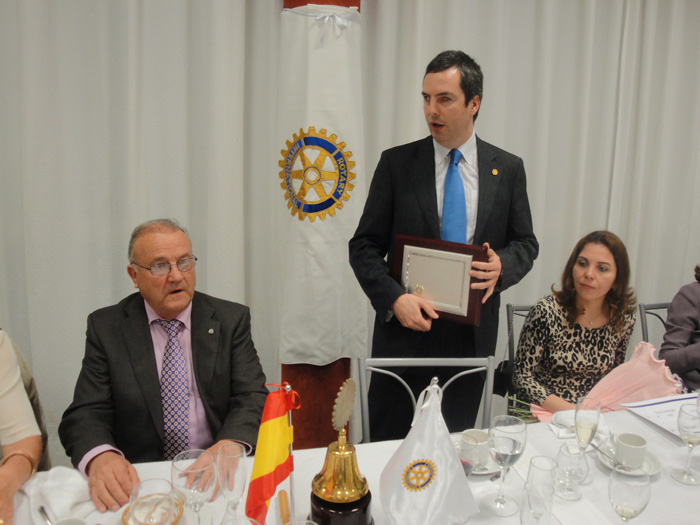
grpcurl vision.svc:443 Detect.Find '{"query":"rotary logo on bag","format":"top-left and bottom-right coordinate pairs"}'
top-left (279, 126), bottom-right (356, 222)
top-left (402, 459), bottom-right (436, 491)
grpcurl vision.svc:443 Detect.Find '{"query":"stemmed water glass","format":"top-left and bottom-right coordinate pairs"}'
top-left (171, 449), bottom-right (217, 525)
top-left (671, 404), bottom-right (700, 485)
top-left (608, 466), bottom-right (651, 521)
top-left (217, 442), bottom-right (248, 517)
top-left (481, 415), bottom-right (527, 517)
top-left (554, 443), bottom-right (588, 500)
top-left (128, 479), bottom-right (178, 525)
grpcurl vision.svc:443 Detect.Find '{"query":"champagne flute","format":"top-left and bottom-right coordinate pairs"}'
top-left (481, 415), bottom-right (527, 517)
top-left (608, 466), bottom-right (651, 521)
top-left (128, 479), bottom-right (177, 525)
top-left (554, 444), bottom-right (588, 500)
top-left (671, 404), bottom-right (700, 485)
top-left (526, 456), bottom-right (558, 488)
top-left (520, 481), bottom-right (554, 525)
top-left (575, 397), bottom-right (600, 451)
top-left (171, 449), bottom-right (217, 525)
top-left (217, 442), bottom-right (248, 516)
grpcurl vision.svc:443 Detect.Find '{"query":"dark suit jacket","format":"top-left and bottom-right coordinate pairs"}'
top-left (59, 291), bottom-right (268, 466)
top-left (349, 135), bottom-right (538, 359)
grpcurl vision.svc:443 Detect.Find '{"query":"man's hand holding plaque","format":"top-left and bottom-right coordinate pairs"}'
top-left (469, 242), bottom-right (502, 303)
top-left (392, 235), bottom-right (489, 326)
top-left (392, 293), bottom-right (439, 332)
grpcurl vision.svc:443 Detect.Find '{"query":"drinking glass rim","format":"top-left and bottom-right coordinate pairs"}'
top-left (171, 449), bottom-right (215, 473)
top-left (217, 442), bottom-right (248, 458)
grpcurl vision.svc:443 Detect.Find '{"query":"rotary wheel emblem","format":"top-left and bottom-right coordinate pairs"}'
top-left (402, 459), bottom-right (436, 492)
top-left (279, 126), bottom-right (356, 222)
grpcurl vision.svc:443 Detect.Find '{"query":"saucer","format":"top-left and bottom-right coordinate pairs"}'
top-left (595, 441), bottom-right (661, 476)
top-left (470, 457), bottom-right (501, 476)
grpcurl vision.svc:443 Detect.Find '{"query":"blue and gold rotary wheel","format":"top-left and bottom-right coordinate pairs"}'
top-left (279, 126), bottom-right (356, 222)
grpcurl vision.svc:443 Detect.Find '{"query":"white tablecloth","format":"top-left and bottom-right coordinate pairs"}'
top-left (15, 408), bottom-right (699, 524)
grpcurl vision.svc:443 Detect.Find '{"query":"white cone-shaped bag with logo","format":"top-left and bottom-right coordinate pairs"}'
top-left (380, 382), bottom-right (479, 524)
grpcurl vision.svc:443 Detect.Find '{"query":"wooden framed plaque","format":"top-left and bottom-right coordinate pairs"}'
top-left (392, 235), bottom-right (488, 326)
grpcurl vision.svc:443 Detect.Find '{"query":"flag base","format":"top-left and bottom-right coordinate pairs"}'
top-left (309, 492), bottom-right (373, 525)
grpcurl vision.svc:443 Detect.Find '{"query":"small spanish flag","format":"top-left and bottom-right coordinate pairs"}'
top-left (245, 383), bottom-right (298, 524)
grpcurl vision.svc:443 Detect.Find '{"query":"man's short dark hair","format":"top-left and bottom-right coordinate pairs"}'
top-left (425, 50), bottom-right (483, 121)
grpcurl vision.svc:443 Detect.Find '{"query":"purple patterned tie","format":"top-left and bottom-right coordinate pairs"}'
top-left (157, 319), bottom-right (190, 460)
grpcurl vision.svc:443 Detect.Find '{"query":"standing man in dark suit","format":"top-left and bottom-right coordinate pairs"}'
top-left (59, 219), bottom-right (268, 512)
top-left (349, 50), bottom-right (538, 440)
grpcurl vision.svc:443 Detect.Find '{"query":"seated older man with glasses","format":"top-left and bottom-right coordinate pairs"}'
top-left (59, 219), bottom-right (268, 514)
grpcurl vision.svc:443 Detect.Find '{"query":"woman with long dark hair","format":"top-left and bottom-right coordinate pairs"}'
top-left (511, 231), bottom-right (637, 413)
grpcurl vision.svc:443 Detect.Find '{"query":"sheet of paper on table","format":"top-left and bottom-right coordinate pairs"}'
top-left (621, 393), bottom-right (698, 440)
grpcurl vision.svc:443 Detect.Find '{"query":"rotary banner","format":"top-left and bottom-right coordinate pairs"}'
top-left (275, 5), bottom-right (367, 365)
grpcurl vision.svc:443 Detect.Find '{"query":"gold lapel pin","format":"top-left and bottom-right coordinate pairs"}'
top-left (492, 169), bottom-right (498, 176)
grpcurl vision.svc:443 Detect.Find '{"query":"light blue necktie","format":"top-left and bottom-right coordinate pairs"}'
top-left (157, 319), bottom-right (190, 460)
top-left (441, 148), bottom-right (466, 243)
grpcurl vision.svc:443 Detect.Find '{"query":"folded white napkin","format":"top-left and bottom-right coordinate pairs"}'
top-left (546, 409), bottom-right (610, 439)
top-left (20, 466), bottom-right (94, 522)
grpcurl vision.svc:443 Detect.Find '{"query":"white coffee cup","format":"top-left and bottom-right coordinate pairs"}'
top-left (461, 429), bottom-right (490, 469)
top-left (613, 433), bottom-right (647, 468)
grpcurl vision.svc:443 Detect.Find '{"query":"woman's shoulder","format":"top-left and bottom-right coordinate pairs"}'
top-left (525, 295), bottom-right (564, 323)
top-left (533, 295), bottom-right (561, 313)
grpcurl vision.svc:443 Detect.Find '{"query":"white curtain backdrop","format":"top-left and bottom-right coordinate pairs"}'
top-left (1, 0), bottom-right (698, 465)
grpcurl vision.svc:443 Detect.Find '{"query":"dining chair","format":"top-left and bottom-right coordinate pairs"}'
top-left (504, 304), bottom-right (533, 415)
top-left (638, 302), bottom-right (669, 348)
top-left (357, 355), bottom-right (496, 443)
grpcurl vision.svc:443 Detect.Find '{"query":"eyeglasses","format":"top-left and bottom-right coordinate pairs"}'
top-left (132, 256), bottom-right (197, 277)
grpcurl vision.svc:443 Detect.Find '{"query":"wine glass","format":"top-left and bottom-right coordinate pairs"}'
top-left (481, 415), bottom-right (527, 516)
top-left (217, 442), bottom-right (248, 516)
top-left (554, 443), bottom-right (588, 500)
top-left (171, 449), bottom-right (217, 525)
top-left (455, 434), bottom-right (479, 478)
top-left (671, 404), bottom-right (700, 485)
top-left (608, 466), bottom-right (651, 521)
top-left (128, 478), bottom-right (177, 525)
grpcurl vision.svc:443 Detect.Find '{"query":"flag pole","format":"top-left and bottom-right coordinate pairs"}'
top-left (285, 383), bottom-right (296, 522)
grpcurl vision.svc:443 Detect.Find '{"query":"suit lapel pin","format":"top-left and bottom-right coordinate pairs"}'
top-left (492, 169), bottom-right (498, 176)
top-left (208, 328), bottom-right (214, 334)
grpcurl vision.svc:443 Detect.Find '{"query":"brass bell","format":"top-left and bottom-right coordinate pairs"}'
top-left (311, 428), bottom-right (368, 503)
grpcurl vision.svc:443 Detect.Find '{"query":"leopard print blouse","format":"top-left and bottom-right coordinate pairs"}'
top-left (511, 295), bottom-right (636, 405)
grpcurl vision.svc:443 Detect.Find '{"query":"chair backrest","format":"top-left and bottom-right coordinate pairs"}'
top-left (505, 304), bottom-right (533, 412)
top-left (506, 304), bottom-right (533, 365)
top-left (638, 302), bottom-right (670, 347)
top-left (357, 355), bottom-right (496, 443)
